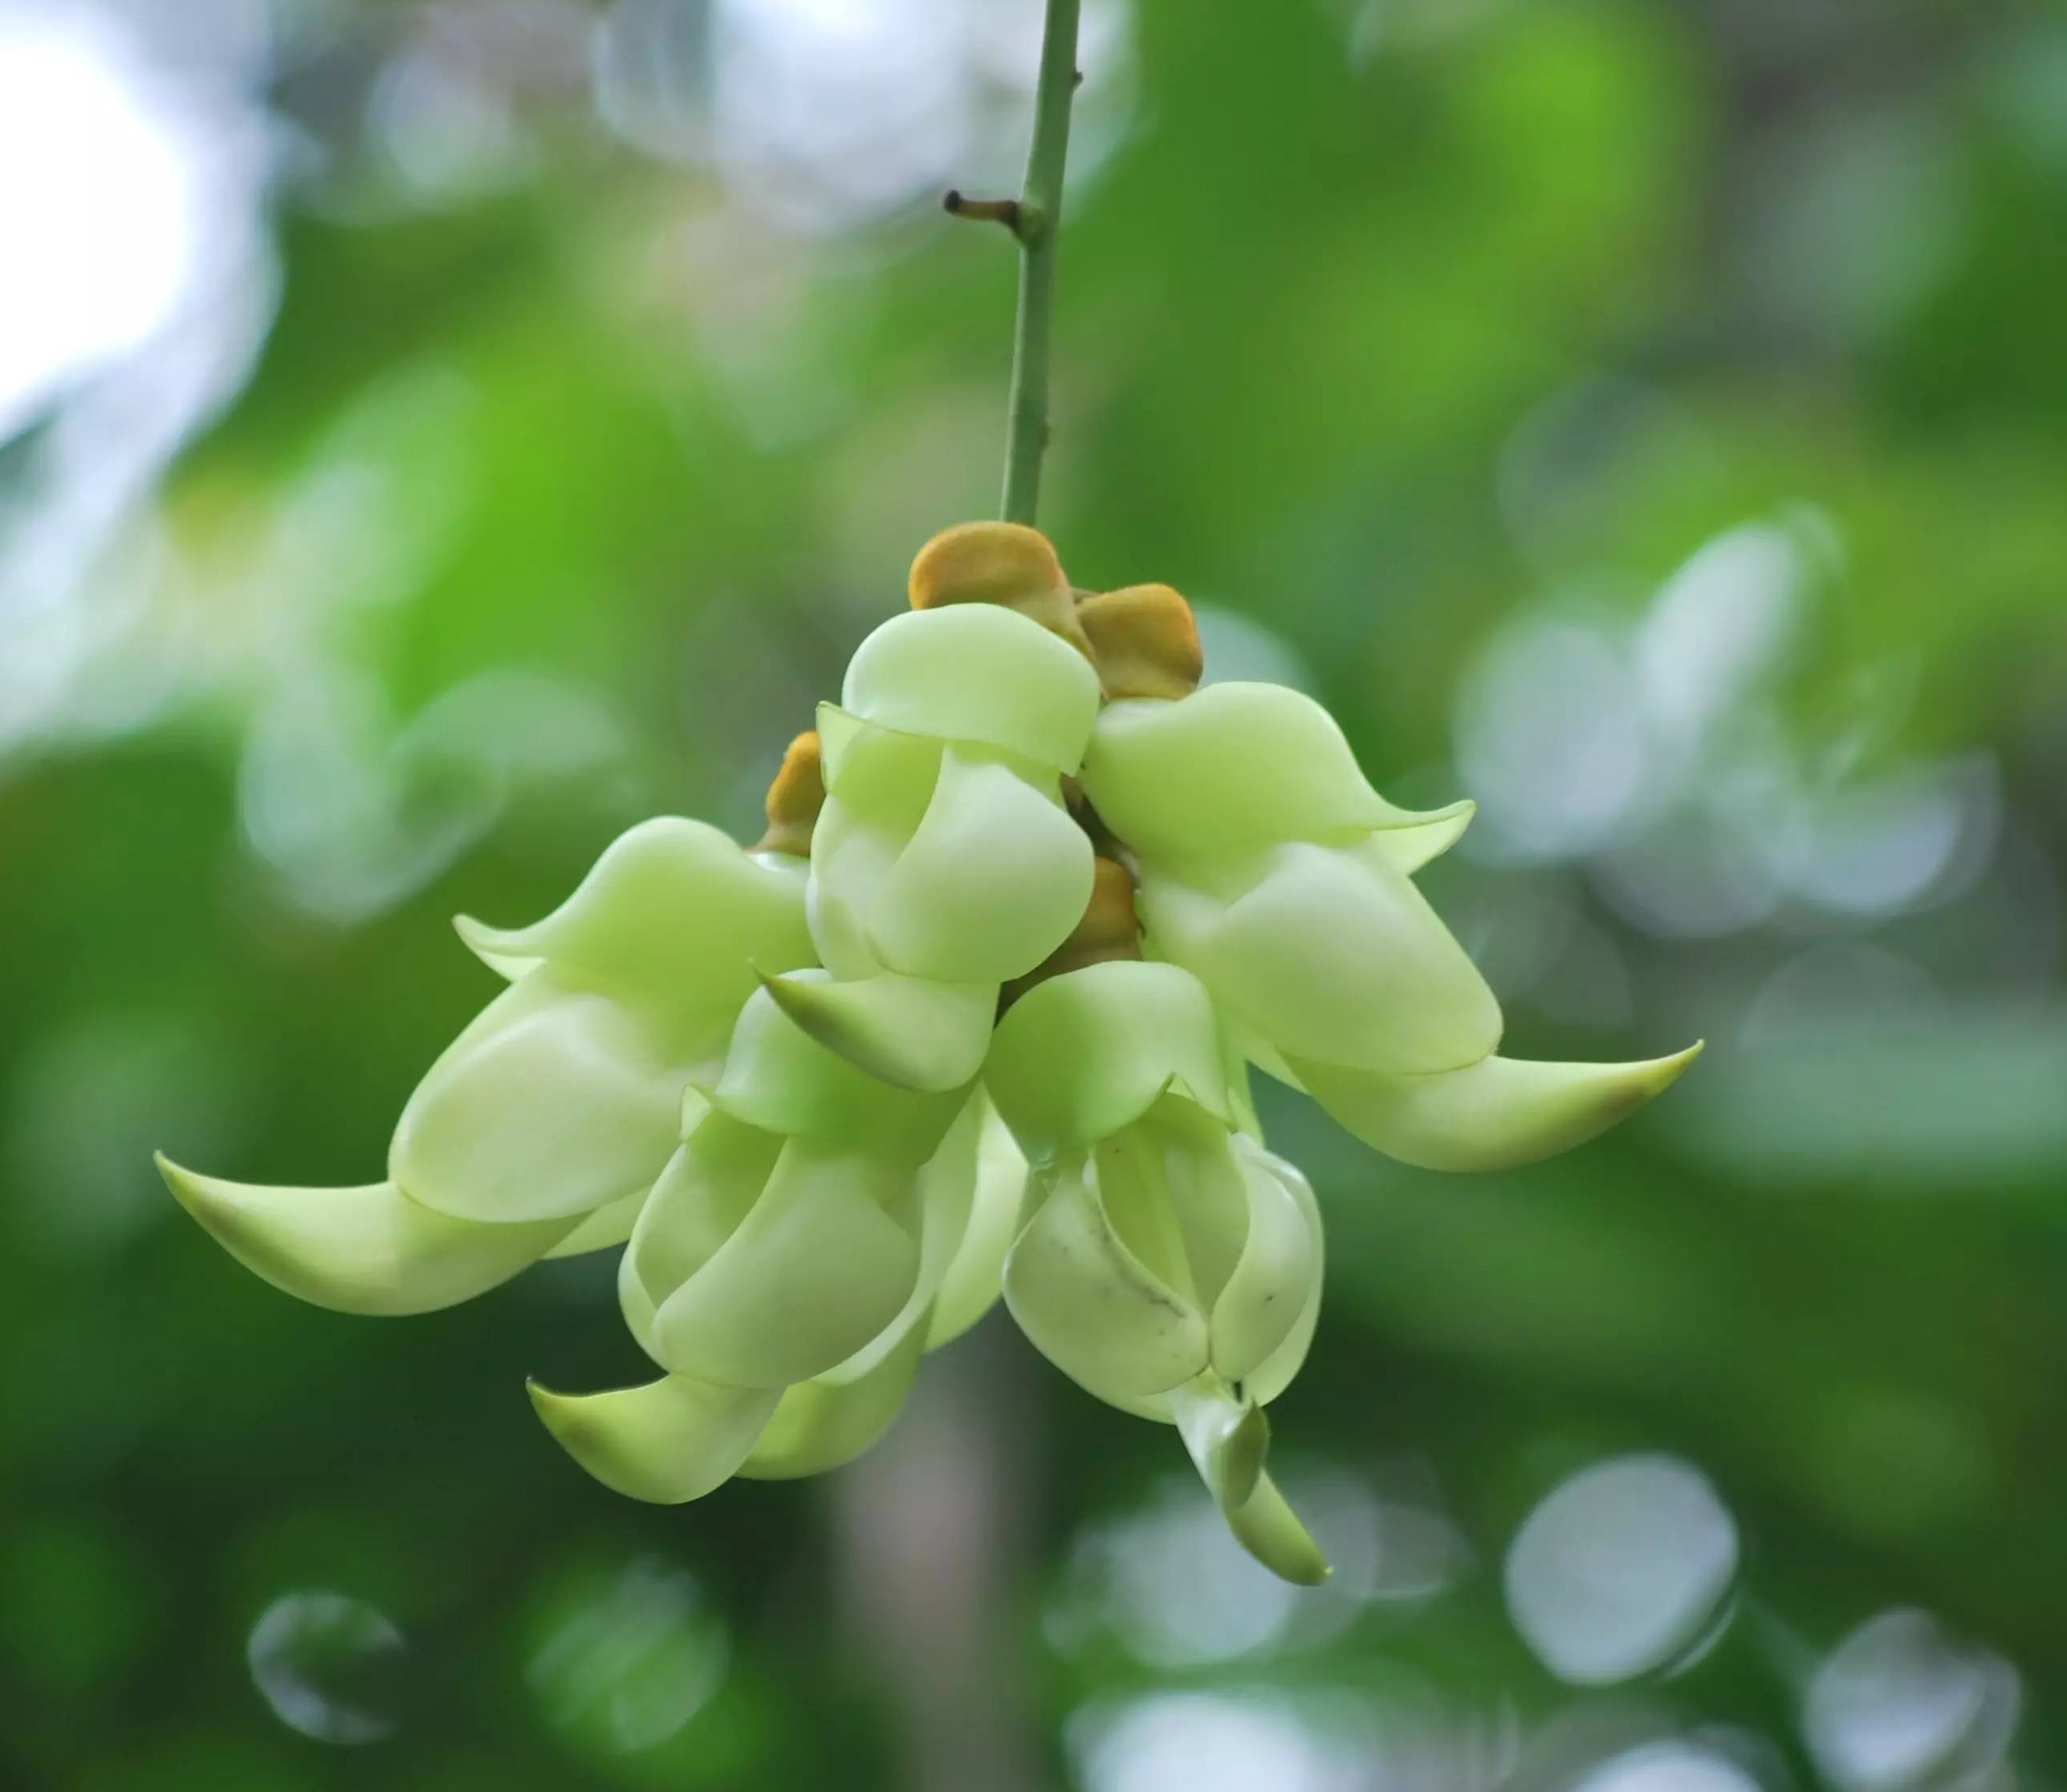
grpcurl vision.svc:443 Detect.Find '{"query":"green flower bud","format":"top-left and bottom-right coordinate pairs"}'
top-left (1079, 683), bottom-right (1699, 1168)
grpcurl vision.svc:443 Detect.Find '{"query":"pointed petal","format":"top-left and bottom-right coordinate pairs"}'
top-left (986, 960), bottom-right (1233, 1164)
top-left (1234, 1140), bottom-right (1325, 1408)
top-left (1170, 1378), bottom-right (1332, 1587)
top-left (709, 977), bottom-right (968, 1157)
top-left (527, 1372), bottom-right (780, 1504)
top-left (1003, 1157), bottom-right (1209, 1401)
top-left (158, 1156), bottom-right (572, 1315)
top-left (453, 914), bottom-right (537, 981)
top-left (1364, 800), bottom-right (1475, 874)
top-left (869, 749), bottom-right (1095, 985)
top-left (1290, 1042), bottom-right (1704, 1172)
top-left (649, 1140), bottom-right (922, 1388)
top-left (1081, 682), bottom-right (1464, 862)
top-left (925, 1096), bottom-right (1031, 1350)
top-left (543, 1188), bottom-right (646, 1258)
top-left (760, 969), bottom-right (995, 1093)
top-left (452, 818), bottom-right (814, 1030)
top-left (1207, 1144), bottom-right (1320, 1384)
top-left (841, 603), bottom-right (1101, 772)
top-left (392, 974), bottom-right (689, 1222)
top-left (737, 1310), bottom-right (929, 1481)
top-left (1141, 841), bottom-right (1502, 1075)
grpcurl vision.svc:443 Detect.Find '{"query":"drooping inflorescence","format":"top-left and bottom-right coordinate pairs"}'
top-left (159, 522), bottom-right (1698, 1584)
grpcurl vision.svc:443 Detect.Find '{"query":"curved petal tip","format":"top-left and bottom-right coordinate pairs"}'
top-left (528, 1373), bottom-right (781, 1505)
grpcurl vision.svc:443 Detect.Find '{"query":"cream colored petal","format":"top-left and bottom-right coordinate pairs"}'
top-left (869, 750), bottom-right (1094, 985)
top-left (1234, 1140), bottom-right (1325, 1408)
top-left (157, 1157), bottom-right (573, 1315)
top-left (451, 817), bottom-right (813, 1036)
top-left (649, 1140), bottom-right (922, 1389)
top-left (841, 603), bottom-right (1101, 771)
top-left (1003, 1157), bottom-right (1209, 1401)
top-left (527, 1372), bottom-right (780, 1504)
top-left (1141, 843), bottom-right (1502, 1075)
top-left (1207, 1144), bottom-right (1320, 1384)
top-left (1290, 1042), bottom-right (1704, 1172)
top-left (1081, 683), bottom-right (1467, 862)
top-left (760, 968), bottom-right (995, 1093)
top-left (985, 960), bottom-right (1233, 1164)
top-left (708, 977), bottom-right (969, 1158)
top-left (737, 1310), bottom-right (929, 1481)
top-left (392, 973), bottom-right (689, 1223)
top-left (923, 1095), bottom-right (1030, 1350)
top-left (543, 1188), bottom-right (646, 1258)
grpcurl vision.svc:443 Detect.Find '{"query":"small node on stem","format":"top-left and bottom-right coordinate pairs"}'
top-left (942, 189), bottom-right (1023, 234)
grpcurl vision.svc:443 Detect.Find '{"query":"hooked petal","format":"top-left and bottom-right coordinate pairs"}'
top-left (760, 968), bottom-right (995, 1093)
top-left (841, 603), bottom-right (1101, 772)
top-left (392, 973), bottom-right (690, 1223)
top-left (986, 961), bottom-right (1233, 1164)
top-left (1003, 1156), bottom-right (1209, 1401)
top-left (648, 1139), bottom-right (922, 1388)
top-left (1081, 683), bottom-right (1467, 863)
top-left (157, 1156), bottom-right (572, 1315)
top-left (737, 1307), bottom-right (930, 1480)
top-left (869, 749), bottom-right (1095, 984)
top-left (1290, 1042), bottom-right (1705, 1172)
top-left (452, 818), bottom-right (813, 1032)
top-left (527, 1371), bottom-right (780, 1504)
top-left (1141, 841), bottom-right (1502, 1075)
top-left (1170, 1378), bottom-right (1332, 1587)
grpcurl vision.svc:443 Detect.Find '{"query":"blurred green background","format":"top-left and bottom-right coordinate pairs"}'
top-left (3, 0), bottom-right (2065, 1787)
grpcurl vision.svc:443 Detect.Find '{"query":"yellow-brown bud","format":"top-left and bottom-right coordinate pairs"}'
top-left (908, 522), bottom-right (1092, 655)
top-left (755, 732), bottom-right (825, 858)
top-left (1003, 856), bottom-right (1141, 1008)
top-left (1076, 583), bottom-right (1204, 700)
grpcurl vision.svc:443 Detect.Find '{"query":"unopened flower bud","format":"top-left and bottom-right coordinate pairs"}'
top-left (908, 520), bottom-right (1092, 654)
top-left (755, 731), bottom-right (825, 858)
top-left (1076, 583), bottom-right (1203, 699)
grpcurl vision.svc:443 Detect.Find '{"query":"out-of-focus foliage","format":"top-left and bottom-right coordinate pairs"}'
top-left (2, 0), bottom-right (2065, 1788)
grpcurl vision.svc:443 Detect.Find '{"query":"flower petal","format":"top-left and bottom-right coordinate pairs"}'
top-left (869, 750), bottom-right (1095, 984)
top-left (985, 961), bottom-right (1233, 1164)
top-left (1082, 683), bottom-right (1466, 863)
top-left (1289, 1042), bottom-right (1704, 1172)
top-left (157, 1156), bottom-right (572, 1315)
top-left (543, 1188), bottom-right (645, 1258)
top-left (392, 973), bottom-right (690, 1223)
top-left (1170, 1378), bottom-right (1332, 1587)
top-left (527, 1371), bottom-right (780, 1504)
top-left (736, 1309), bottom-right (929, 1480)
top-left (924, 1095), bottom-right (1030, 1350)
top-left (1141, 840), bottom-right (1502, 1075)
top-left (708, 977), bottom-right (969, 1156)
top-left (759, 968), bottom-right (995, 1093)
top-left (1233, 1140), bottom-right (1324, 1408)
top-left (1003, 1156), bottom-right (1209, 1401)
top-left (1207, 1142), bottom-right (1320, 1384)
top-left (647, 1139), bottom-right (922, 1388)
top-left (452, 817), bottom-right (812, 1041)
top-left (841, 603), bottom-right (1100, 772)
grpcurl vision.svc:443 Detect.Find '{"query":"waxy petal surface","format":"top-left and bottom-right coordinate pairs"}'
top-left (528, 1372), bottom-right (780, 1504)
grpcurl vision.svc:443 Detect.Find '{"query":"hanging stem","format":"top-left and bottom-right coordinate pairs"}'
top-left (999, 0), bottom-right (1082, 526)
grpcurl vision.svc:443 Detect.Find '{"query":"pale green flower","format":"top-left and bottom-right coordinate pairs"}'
top-left (159, 817), bottom-right (816, 1312)
top-left (1080, 681), bottom-right (1701, 1172)
top-left (985, 958), bottom-right (1330, 1584)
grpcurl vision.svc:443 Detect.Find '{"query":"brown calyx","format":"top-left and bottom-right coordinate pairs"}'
top-left (908, 521), bottom-right (1093, 656)
top-left (754, 731), bottom-right (825, 857)
top-left (1075, 583), bottom-right (1203, 700)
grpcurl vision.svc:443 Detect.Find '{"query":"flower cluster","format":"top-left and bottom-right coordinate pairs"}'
top-left (160, 522), bottom-right (1696, 1583)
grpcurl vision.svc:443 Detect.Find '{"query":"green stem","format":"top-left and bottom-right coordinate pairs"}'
top-left (1000, 0), bottom-right (1082, 527)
